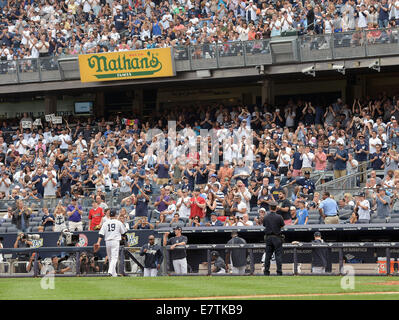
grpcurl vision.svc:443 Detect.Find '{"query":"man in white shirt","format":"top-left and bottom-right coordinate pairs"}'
top-left (231, 194), bottom-right (247, 218)
top-left (176, 189), bottom-right (191, 219)
top-left (15, 134), bottom-right (28, 155)
top-left (236, 213), bottom-right (254, 226)
top-left (162, 202), bottom-right (177, 222)
top-left (27, 132), bottom-right (38, 150)
top-left (301, 146), bottom-right (315, 173)
top-left (0, 172), bottom-right (11, 196)
top-left (369, 130), bottom-right (382, 154)
top-left (74, 134), bottom-right (87, 153)
top-left (280, 11), bottom-right (293, 32)
top-left (355, 192), bottom-right (370, 223)
top-left (357, 4), bottom-right (369, 28)
top-left (277, 148), bottom-right (291, 176)
top-left (59, 129), bottom-right (71, 152)
top-left (236, 180), bottom-right (251, 213)
top-left (43, 171), bottom-right (57, 198)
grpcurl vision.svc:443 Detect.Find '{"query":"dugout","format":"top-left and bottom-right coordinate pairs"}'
top-left (159, 225), bottom-right (399, 273)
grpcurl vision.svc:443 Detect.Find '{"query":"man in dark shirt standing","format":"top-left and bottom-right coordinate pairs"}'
top-left (311, 232), bottom-right (328, 274)
top-left (163, 226), bottom-right (188, 274)
top-left (225, 231), bottom-right (247, 275)
top-left (140, 235), bottom-right (163, 277)
top-left (276, 191), bottom-right (292, 225)
top-left (263, 201), bottom-right (285, 276)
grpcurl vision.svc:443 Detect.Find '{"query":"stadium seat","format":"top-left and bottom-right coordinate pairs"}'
top-left (44, 226), bottom-right (53, 231)
top-left (1, 222), bottom-right (12, 228)
top-left (30, 226), bottom-right (40, 233)
top-left (389, 218), bottom-right (399, 223)
top-left (156, 223), bottom-right (170, 229)
top-left (370, 218), bottom-right (386, 224)
top-left (6, 226), bottom-right (18, 233)
top-left (0, 227), bottom-right (6, 233)
top-left (308, 219), bottom-right (320, 225)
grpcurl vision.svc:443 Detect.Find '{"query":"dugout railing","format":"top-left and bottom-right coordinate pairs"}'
top-left (163, 242), bottom-right (399, 277)
top-left (2, 242), bottom-right (399, 277)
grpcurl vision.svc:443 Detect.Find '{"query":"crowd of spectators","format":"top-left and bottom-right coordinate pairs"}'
top-left (0, 92), bottom-right (399, 232)
top-left (0, 0), bottom-right (398, 61)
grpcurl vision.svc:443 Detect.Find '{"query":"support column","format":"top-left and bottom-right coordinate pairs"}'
top-left (132, 88), bottom-right (143, 116)
top-left (261, 79), bottom-right (273, 105)
top-left (44, 95), bottom-right (57, 115)
top-left (95, 91), bottom-right (105, 118)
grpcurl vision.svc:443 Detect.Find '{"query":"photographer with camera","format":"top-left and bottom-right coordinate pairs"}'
top-left (79, 251), bottom-right (99, 274)
top-left (11, 199), bottom-right (31, 233)
top-left (13, 232), bottom-right (33, 273)
top-left (36, 255), bottom-right (71, 275)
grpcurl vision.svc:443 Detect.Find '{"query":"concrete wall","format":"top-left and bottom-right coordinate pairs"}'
top-left (0, 97), bottom-right (74, 119)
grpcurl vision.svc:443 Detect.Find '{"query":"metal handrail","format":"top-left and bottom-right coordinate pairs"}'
top-left (164, 241), bottom-right (399, 276)
top-left (316, 159), bottom-right (374, 191)
top-left (0, 26), bottom-right (397, 85)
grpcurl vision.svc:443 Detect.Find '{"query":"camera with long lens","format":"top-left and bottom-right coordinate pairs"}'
top-left (21, 233), bottom-right (40, 241)
top-left (58, 229), bottom-right (80, 246)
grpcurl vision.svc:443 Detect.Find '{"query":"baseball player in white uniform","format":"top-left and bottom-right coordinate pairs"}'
top-left (95, 209), bottom-right (127, 277)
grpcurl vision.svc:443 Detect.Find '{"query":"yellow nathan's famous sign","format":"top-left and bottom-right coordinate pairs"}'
top-left (78, 48), bottom-right (175, 82)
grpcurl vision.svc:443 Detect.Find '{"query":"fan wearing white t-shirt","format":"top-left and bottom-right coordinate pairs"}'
top-left (43, 172), bottom-right (57, 198)
top-left (176, 190), bottom-right (191, 220)
top-left (59, 130), bottom-right (72, 152)
top-left (369, 131), bottom-right (382, 154)
top-left (231, 194), bottom-right (247, 218)
top-left (301, 146), bottom-right (315, 173)
top-left (356, 193), bottom-right (370, 223)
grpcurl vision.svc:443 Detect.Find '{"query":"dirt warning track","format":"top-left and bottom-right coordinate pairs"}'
top-left (140, 291), bottom-right (399, 300)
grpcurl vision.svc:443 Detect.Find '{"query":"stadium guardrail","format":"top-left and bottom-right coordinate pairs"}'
top-left (1, 241), bottom-right (399, 277)
top-left (163, 242), bottom-right (399, 276)
top-left (0, 27), bottom-right (398, 85)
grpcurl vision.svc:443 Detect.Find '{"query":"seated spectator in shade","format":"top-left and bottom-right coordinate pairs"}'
top-left (254, 208), bottom-right (266, 226)
top-left (235, 213), bottom-right (253, 226)
top-left (189, 215), bottom-right (205, 227)
top-left (170, 213), bottom-right (181, 225)
top-left (133, 216), bottom-right (154, 230)
top-left (206, 212), bottom-right (224, 227)
top-left (155, 213), bottom-right (167, 228)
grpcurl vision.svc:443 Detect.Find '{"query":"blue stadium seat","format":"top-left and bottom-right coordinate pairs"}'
top-left (370, 218), bottom-right (386, 223)
top-left (156, 223), bottom-right (170, 229)
top-left (1, 222), bottom-right (12, 228)
top-left (6, 226), bottom-right (18, 233)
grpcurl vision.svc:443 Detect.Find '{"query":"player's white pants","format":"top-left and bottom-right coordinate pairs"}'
top-left (144, 268), bottom-right (158, 277)
top-left (106, 240), bottom-right (120, 277)
top-left (172, 258), bottom-right (187, 274)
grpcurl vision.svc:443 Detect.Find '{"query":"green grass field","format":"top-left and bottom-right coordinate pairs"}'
top-left (0, 276), bottom-right (399, 300)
